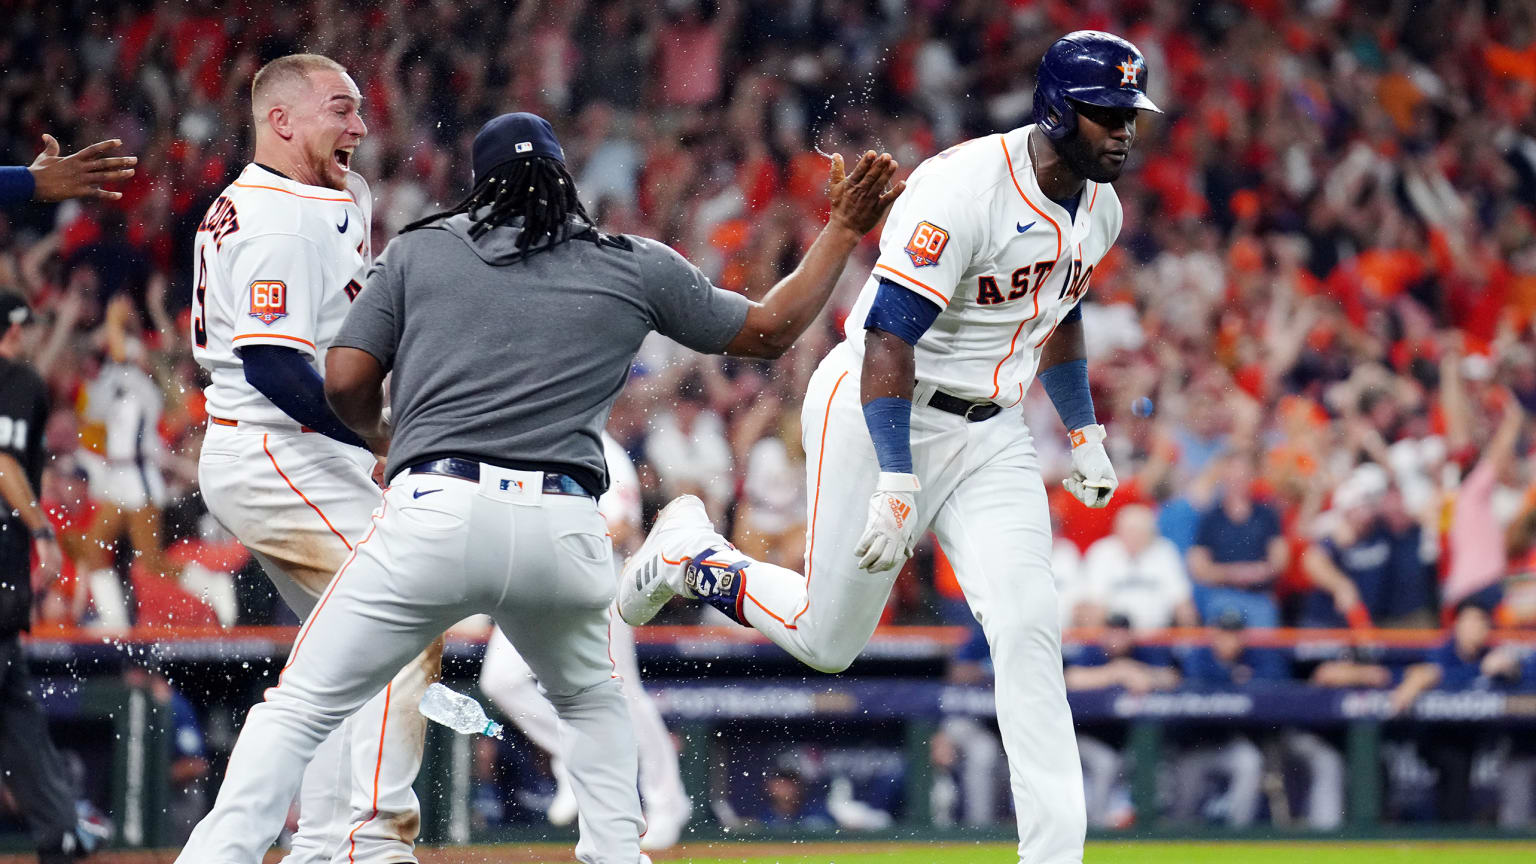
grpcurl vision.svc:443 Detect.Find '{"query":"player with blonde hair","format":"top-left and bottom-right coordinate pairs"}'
top-left (188, 53), bottom-right (439, 863)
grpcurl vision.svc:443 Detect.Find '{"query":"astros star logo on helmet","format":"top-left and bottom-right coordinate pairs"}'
top-left (1117, 56), bottom-right (1143, 88)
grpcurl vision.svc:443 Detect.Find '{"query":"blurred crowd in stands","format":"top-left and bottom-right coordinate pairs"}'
top-left (4, 0), bottom-right (1535, 631)
top-left (4, 0), bottom-right (1536, 837)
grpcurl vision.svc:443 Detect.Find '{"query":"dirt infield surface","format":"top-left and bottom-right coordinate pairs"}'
top-left (6, 841), bottom-right (1536, 864)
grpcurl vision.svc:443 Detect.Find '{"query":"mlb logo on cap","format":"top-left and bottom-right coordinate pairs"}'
top-left (471, 112), bottom-right (566, 184)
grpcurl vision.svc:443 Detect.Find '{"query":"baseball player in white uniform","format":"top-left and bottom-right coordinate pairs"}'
top-left (478, 433), bottom-right (692, 851)
top-left (174, 111), bottom-right (899, 864)
top-left (76, 297), bottom-right (173, 625)
top-left (189, 54), bottom-right (438, 863)
top-left (620, 32), bottom-right (1161, 864)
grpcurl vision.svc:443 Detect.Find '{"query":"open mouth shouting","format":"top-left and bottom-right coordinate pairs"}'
top-left (334, 146), bottom-right (354, 173)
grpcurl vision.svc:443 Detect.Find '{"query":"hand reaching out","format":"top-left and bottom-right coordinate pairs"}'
top-left (28, 135), bottom-right (137, 202)
top-left (826, 150), bottom-right (905, 237)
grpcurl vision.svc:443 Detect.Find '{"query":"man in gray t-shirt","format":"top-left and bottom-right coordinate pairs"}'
top-left (179, 111), bottom-right (900, 864)
top-left (328, 196), bottom-right (750, 495)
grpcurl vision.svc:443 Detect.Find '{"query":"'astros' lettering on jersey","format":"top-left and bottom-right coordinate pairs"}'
top-left (192, 164), bottom-right (372, 426)
top-left (844, 124), bottom-right (1124, 405)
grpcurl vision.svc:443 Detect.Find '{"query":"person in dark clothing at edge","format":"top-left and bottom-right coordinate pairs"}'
top-left (0, 295), bottom-right (101, 862)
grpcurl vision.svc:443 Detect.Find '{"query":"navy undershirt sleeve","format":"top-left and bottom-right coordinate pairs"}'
top-left (0, 166), bottom-right (36, 207)
top-left (864, 278), bottom-right (941, 346)
top-left (861, 279), bottom-right (935, 474)
top-left (862, 398), bottom-right (913, 473)
top-left (1037, 357), bottom-right (1096, 432)
top-left (238, 345), bottom-right (369, 449)
top-left (1042, 191), bottom-right (1089, 432)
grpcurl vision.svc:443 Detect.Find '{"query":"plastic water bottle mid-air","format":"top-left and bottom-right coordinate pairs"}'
top-left (419, 682), bottom-right (504, 739)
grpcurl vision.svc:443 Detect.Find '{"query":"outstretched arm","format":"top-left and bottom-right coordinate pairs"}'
top-left (0, 135), bottom-right (137, 206)
top-left (724, 152), bottom-right (903, 358)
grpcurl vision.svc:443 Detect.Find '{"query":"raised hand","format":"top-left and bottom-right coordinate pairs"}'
top-left (827, 150), bottom-right (905, 236)
top-left (28, 135), bottom-right (137, 202)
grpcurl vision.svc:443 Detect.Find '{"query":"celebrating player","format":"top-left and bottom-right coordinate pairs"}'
top-left (175, 111), bottom-right (899, 864)
top-left (619, 31), bottom-right (1161, 864)
top-left (187, 54), bottom-right (439, 863)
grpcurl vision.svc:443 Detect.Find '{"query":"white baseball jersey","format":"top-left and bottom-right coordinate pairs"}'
top-left (83, 361), bottom-right (163, 465)
top-left (844, 124), bottom-right (1123, 405)
top-left (80, 361), bottom-right (167, 508)
top-left (659, 125), bottom-right (1127, 863)
top-left (192, 163), bottom-right (372, 425)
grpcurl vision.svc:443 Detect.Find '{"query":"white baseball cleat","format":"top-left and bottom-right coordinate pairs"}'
top-left (546, 777), bottom-right (578, 827)
top-left (639, 797), bottom-right (693, 851)
top-left (618, 495), bottom-right (719, 625)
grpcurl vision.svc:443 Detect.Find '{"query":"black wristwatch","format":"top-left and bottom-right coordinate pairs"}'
top-left (30, 525), bottom-right (55, 543)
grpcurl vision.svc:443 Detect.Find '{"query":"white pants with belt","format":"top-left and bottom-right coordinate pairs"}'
top-left (199, 422), bottom-right (439, 864)
top-left (734, 341), bottom-right (1085, 863)
top-left (179, 462), bottom-right (643, 864)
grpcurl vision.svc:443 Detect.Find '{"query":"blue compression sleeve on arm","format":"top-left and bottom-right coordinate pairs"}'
top-left (0, 166), bottom-right (36, 207)
top-left (239, 344), bottom-right (369, 449)
top-left (1062, 303), bottom-right (1082, 325)
top-left (864, 279), bottom-right (941, 346)
top-left (862, 397), bottom-right (914, 474)
top-left (1037, 356), bottom-right (1096, 432)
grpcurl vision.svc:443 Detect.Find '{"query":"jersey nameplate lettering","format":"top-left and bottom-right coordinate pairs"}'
top-left (198, 196), bottom-right (240, 250)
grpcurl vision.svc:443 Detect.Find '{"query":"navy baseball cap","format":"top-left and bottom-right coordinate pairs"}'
top-left (472, 112), bottom-right (565, 184)
top-left (0, 293), bottom-right (34, 328)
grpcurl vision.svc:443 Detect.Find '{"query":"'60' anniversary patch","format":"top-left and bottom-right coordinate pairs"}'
top-left (249, 281), bottom-right (288, 324)
top-left (904, 221), bottom-right (949, 268)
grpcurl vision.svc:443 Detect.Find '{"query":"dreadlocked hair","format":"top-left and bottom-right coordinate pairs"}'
top-left (401, 157), bottom-right (592, 257)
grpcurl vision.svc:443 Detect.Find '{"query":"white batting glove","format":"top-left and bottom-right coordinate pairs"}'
top-left (1063, 423), bottom-right (1118, 509)
top-left (854, 472), bottom-right (921, 572)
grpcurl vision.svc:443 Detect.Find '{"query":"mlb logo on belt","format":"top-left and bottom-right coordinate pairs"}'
top-left (249, 281), bottom-right (288, 325)
top-left (499, 478), bottom-right (523, 491)
top-left (904, 221), bottom-right (949, 268)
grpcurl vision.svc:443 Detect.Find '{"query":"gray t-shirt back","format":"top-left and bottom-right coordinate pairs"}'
top-left (332, 213), bottom-right (749, 493)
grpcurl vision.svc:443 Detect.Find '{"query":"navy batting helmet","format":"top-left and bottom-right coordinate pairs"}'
top-left (1033, 31), bottom-right (1162, 140)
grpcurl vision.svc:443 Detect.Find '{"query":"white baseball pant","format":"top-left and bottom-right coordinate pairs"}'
top-left (727, 341), bottom-right (1086, 864)
top-left (179, 462), bottom-right (643, 864)
top-left (479, 614), bottom-right (690, 829)
top-left (198, 423), bottom-right (441, 863)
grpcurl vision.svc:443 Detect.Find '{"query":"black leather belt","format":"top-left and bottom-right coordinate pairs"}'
top-left (408, 458), bottom-right (593, 498)
top-left (927, 390), bottom-right (1002, 422)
